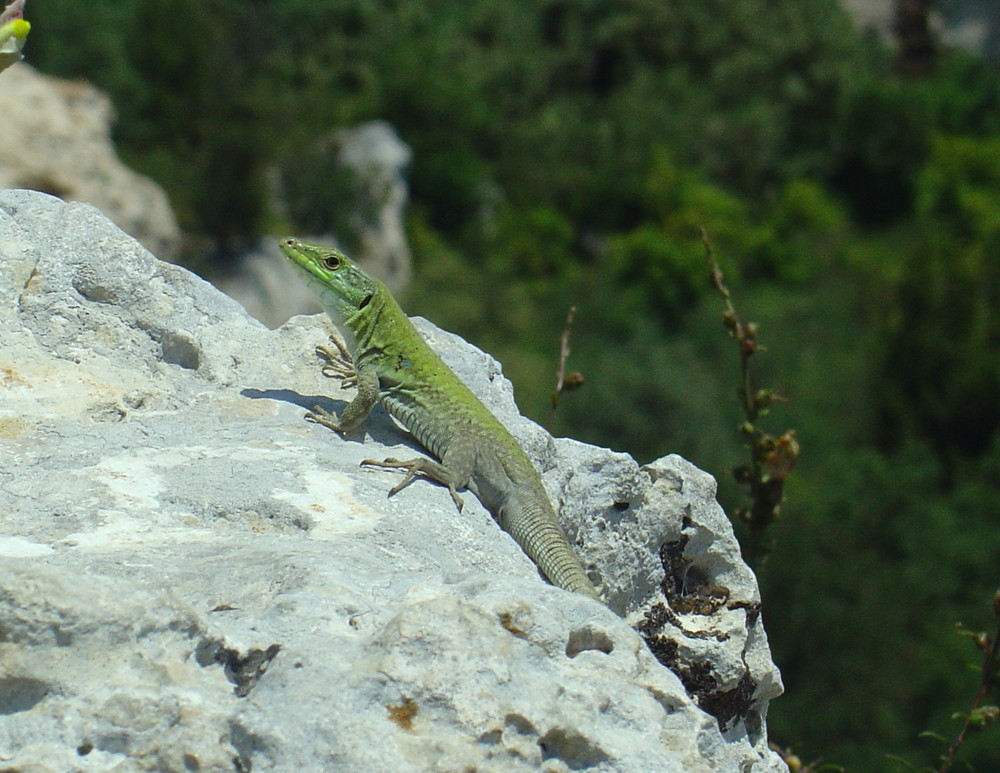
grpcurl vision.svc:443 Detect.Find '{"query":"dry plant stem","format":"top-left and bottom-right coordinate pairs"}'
top-left (703, 229), bottom-right (798, 563)
top-left (704, 231), bottom-right (758, 420)
top-left (939, 592), bottom-right (1000, 773)
top-left (547, 305), bottom-right (577, 430)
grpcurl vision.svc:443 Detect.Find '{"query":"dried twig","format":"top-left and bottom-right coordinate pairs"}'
top-left (938, 589), bottom-right (1000, 772)
top-left (704, 230), bottom-right (799, 563)
top-left (548, 305), bottom-right (585, 430)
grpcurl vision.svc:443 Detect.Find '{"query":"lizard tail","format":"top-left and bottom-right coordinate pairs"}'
top-left (502, 502), bottom-right (602, 602)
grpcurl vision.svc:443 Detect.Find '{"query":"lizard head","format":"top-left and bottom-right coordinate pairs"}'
top-left (279, 238), bottom-right (381, 328)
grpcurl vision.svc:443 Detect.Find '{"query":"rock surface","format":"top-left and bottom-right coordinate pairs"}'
top-left (213, 238), bottom-right (324, 330)
top-left (335, 120), bottom-right (413, 291)
top-left (0, 189), bottom-right (786, 772)
top-left (0, 64), bottom-right (180, 260)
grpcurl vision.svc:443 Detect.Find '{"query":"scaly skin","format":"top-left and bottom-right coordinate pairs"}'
top-left (279, 237), bottom-right (602, 602)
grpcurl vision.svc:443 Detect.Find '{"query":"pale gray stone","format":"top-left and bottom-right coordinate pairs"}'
top-left (337, 121), bottom-right (413, 291)
top-left (213, 239), bottom-right (324, 329)
top-left (838, 0), bottom-right (993, 58)
top-left (0, 65), bottom-right (181, 260)
top-left (0, 189), bottom-right (786, 772)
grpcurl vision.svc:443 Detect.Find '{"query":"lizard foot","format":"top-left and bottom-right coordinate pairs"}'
top-left (361, 456), bottom-right (465, 511)
top-left (304, 405), bottom-right (347, 434)
top-left (316, 336), bottom-right (357, 388)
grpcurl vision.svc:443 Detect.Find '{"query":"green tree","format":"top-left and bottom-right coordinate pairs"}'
top-left (877, 134), bottom-right (1000, 460)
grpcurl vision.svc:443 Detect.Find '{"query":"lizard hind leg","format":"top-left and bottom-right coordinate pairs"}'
top-left (361, 456), bottom-right (466, 511)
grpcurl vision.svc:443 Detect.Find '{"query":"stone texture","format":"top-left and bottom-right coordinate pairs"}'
top-left (0, 189), bottom-right (786, 772)
top-left (213, 238), bottom-right (323, 330)
top-left (336, 120), bottom-right (413, 291)
top-left (0, 64), bottom-right (180, 259)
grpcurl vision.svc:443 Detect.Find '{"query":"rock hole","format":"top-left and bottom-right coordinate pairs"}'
top-left (229, 719), bottom-right (266, 772)
top-left (0, 676), bottom-right (50, 714)
top-left (565, 626), bottom-right (614, 658)
top-left (160, 331), bottom-right (201, 370)
top-left (503, 713), bottom-right (537, 737)
top-left (73, 277), bottom-right (116, 304)
top-left (202, 641), bottom-right (282, 697)
top-left (477, 728), bottom-right (503, 745)
top-left (538, 728), bottom-right (610, 769)
top-left (697, 672), bottom-right (758, 732)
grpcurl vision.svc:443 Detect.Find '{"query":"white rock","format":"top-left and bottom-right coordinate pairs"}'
top-left (337, 120), bottom-right (413, 291)
top-left (0, 189), bottom-right (787, 772)
top-left (0, 64), bottom-right (180, 260)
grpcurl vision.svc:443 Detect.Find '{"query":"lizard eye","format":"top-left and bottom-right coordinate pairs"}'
top-left (322, 255), bottom-right (341, 269)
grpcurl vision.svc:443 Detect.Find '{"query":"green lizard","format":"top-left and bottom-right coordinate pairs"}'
top-left (279, 237), bottom-right (602, 603)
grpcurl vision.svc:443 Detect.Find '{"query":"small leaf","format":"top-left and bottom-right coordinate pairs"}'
top-left (966, 705), bottom-right (999, 728)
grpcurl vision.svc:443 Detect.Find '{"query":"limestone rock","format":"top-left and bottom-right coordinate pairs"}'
top-left (336, 120), bottom-right (413, 291)
top-left (0, 64), bottom-right (180, 259)
top-left (0, 189), bottom-right (786, 772)
top-left (838, 0), bottom-right (992, 56)
top-left (213, 239), bottom-right (323, 329)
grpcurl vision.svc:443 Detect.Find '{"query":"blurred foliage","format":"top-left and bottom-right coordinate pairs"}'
top-left (276, 134), bottom-right (366, 251)
top-left (20, 0), bottom-right (1000, 769)
top-left (865, 134), bottom-right (1000, 461)
top-left (25, 0), bottom-right (872, 246)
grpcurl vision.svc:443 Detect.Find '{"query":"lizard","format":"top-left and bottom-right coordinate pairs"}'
top-left (279, 237), bottom-right (602, 603)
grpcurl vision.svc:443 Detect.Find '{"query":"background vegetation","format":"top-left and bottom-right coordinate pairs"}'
top-left (20, 0), bottom-right (1000, 768)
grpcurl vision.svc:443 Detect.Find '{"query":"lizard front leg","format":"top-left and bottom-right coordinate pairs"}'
top-left (306, 363), bottom-right (379, 434)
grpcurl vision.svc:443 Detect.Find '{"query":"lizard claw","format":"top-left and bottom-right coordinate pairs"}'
top-left (361, 456), bottom-right (465, 511)
top-left (305, 405), bottom-right (346, 434)
top-left (316, 336), bottom-right (358, 387)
